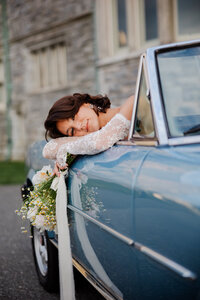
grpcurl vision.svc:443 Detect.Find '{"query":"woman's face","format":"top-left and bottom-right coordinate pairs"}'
top-left (56, 103), bottom-right (100, 137)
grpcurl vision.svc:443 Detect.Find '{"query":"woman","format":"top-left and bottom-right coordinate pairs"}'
top-left (43, 93), bottom-right (134, 175)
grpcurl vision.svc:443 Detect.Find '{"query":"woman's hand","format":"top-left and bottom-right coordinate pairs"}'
top-left (53, 161), bottom-right (68, 177)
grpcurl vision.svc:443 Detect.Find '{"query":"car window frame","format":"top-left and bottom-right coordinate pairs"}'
top-left (128, 54), bottom-right (158, 146)
top-left (154, 40), bottom-right (200, 146)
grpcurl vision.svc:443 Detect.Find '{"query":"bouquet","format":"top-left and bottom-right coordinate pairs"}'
top-left (16, 153), bottom-right (75, 232)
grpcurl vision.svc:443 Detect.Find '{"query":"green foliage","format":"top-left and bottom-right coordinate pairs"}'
top-left (0, 160), bottom-right (27, 185)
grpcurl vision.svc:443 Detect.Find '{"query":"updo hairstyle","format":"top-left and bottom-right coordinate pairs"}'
top-left (44, 93), bottom-right (111, 140)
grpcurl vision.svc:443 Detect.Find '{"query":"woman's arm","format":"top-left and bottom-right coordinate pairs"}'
top-left (43, 113), bottom-right (130, 167)
top-left (42, 136), bottom-right (80, 160)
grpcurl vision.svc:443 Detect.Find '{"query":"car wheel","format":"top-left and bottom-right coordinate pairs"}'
top-left (31, 226), bottom-right (59, 292)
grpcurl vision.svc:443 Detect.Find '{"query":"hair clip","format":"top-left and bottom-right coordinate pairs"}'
top-left (90, 104), bottom-right (102, 112)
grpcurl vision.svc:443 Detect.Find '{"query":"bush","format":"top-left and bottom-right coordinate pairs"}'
top-left (0, 161), bottom-right (27, 185)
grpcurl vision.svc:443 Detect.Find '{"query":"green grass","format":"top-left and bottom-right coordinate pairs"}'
top-left (0, 161), bottom-right (27, 185)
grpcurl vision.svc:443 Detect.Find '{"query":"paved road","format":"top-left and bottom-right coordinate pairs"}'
top-left (0, 185), bottom-right (104, 300)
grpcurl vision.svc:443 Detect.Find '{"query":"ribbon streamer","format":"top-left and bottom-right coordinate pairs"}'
top-left (55, 172), bottom-right (76, 300)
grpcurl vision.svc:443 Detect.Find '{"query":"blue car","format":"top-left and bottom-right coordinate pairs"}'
top-left (23, 39), bottom-right (200, 300)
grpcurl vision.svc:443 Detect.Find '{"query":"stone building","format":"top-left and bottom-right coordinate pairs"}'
top-left (0, 0), bottom-right (199, 160)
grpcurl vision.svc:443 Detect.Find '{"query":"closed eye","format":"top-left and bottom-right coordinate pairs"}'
top-left (67, 127), bottom-right (74, 137)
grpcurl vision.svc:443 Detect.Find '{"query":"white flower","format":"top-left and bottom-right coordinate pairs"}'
top-left (35, 215), bottom-right (45, 231)
top-left (27, 206), bottom-right (38, 222)
top-left (32, 165), bottom-right (53, 185)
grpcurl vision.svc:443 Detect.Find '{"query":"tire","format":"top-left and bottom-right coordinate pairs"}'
top-left (31, 226), bottom-right (59, 292)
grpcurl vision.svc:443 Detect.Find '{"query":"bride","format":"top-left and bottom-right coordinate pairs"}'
top-left (43, 93), bottom-right (134, 175)
top-left (42, 92), bottom-right (134, 300)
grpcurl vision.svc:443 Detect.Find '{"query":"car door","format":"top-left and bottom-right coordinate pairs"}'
top-left (68, 145), bottom-right (150, 300)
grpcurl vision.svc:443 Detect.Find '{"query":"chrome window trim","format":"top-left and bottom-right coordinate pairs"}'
top-left (143, 54), bottom-right (160, 144)
top-left (148, 39), bottom-right (200, 53)
top-left (168, 136), bottom-right (200, 146)
top-left (128, 54), bottom-right (159, 147)
top-left (67, 204), bottom-right (197, 281)
top-left (117, 139), bottom-right (158, 147)
top-left (146, 48), bottom-right (169, 145)
top-left (128, 54), bottom-right (144, 140)
top-left (146, 39), bottom-right (200, 147)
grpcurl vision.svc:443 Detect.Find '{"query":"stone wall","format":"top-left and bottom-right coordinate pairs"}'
top-left (5, 0), bottom-right (95, 159)
top-left (7, 0), bottom-right (93, 41)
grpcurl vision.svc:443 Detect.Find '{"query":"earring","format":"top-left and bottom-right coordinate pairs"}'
top-left (89, 104), bottom-right (94, 109)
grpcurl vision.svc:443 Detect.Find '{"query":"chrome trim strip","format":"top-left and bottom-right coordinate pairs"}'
top-left (128, 54), bottom-right (144, 140)
top-left (142, 53), bottom-right (150, 94)
top-left (146, 49), bottom-right (169, 146)
top-left (143, 56), bottom-right (160, 142)
top-left (168, 136), bottom-right (200, 146)
top-left (67, 205), bottom-right (197, 281)
top-left (134, 242), bottom-right (197, 281)
top-left (68, 204), bottom-right (134, 246)
top-left (72, 258), bottom-right (122, 300)
top-left (117, 140), bottom-right (135, 146)
top-left (49, 238), bottom-right (58, 248)
top-left (117, 139), bottom-right (157, 146)
top-left (148, 39), bottom-right (200, 53)
top-left (131, 140), bottom-right (158, 146)
top-left (49, 240), bottom-right (121, 300)
top-left (128, 54), bottom-right (159, 146)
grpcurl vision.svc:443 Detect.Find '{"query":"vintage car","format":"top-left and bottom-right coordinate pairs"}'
top-left (23, 39), bottom-right (200, 300)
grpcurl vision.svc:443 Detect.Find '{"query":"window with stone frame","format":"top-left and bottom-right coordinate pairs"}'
top-left (31, 42), bottom-right (67, 91)
top-left (0, 57), bottom-right (6, 111)
top-left (96, 0), bottom-right (159, 60)
top-left (174, 0), bottom-right (200, 40)
top-left (140, 0), bottom-right (158, 45)
top-left (113, 0), bottom-right (128, 49)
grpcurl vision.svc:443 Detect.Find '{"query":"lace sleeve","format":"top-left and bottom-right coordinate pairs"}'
top-left (43, 113), bottom-right (130, 167)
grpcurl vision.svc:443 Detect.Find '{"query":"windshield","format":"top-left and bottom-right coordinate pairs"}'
top-left (157, 46), bottom-right (200, 137)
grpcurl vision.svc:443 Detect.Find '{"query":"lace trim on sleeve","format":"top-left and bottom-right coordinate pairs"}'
top-left (43, 113), bottom-right (130, 167)
top-left (42, 139), bottom-right (58, 160)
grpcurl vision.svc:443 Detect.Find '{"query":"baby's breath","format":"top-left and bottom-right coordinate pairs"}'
top-left (16, 153), bottom-right (75, 232)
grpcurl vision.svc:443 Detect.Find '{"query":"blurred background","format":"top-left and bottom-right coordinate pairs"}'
top-left (0, 0), bottom-right (200, 180)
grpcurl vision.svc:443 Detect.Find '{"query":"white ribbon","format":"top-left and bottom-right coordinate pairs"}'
top-left (54, 172), bottom-right (76, 300)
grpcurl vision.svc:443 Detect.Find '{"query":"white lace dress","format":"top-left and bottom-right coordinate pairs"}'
top-left (43, 113), bottom-right (130, 166)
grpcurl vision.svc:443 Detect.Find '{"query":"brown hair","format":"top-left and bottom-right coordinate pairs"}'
top-left (44, 93), bottom-right (111, 140)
